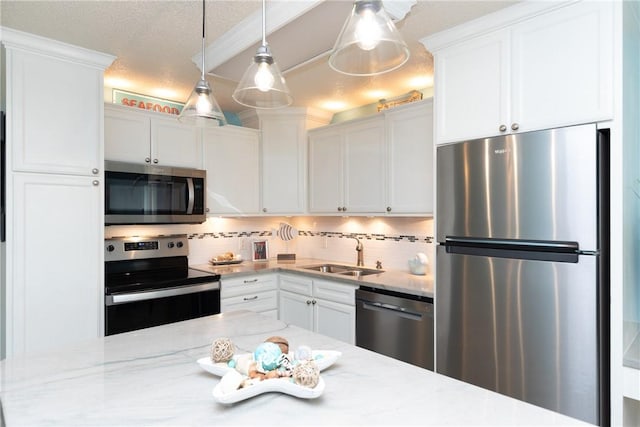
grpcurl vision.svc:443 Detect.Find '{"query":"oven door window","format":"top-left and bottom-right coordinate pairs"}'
top-left (105, 171), bottom-right (200, 216)
top-left (105, 289), bottom-right (220, 336)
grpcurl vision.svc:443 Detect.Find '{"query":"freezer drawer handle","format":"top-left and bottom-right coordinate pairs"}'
top-left (361, 301), bottom-right (424, 321)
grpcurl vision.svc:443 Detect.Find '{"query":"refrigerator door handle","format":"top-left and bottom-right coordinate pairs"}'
top-left (443, 236), bottom-right (581, 263)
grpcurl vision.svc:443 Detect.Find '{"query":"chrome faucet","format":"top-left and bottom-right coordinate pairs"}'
top-left (349, 236), bottom-right (364, 266)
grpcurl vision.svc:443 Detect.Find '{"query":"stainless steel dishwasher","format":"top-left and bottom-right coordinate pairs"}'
top-left (356, 286), bottom-right (434, 370)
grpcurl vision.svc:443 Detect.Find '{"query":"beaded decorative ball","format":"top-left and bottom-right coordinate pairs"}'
top-left (292, 361), bottom-right (320, 388)
top-left (211, 337), bottom-right (235, 363)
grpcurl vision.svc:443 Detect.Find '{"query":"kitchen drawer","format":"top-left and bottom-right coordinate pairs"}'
top-left (221, 274), bottom-right (276, 298)
top-left (313, 279), bottom-right (357, 305)
top-left (279, 274), bottom-right (313, 295)
top-left (221, 290), bottom-right (277, 313)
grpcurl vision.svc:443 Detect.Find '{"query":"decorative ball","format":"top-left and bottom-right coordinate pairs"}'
top-left (292, 361), bottom-right (320, 388)
top-left (253, 342), bottom-right (282, 371)
top-left (211, 337), bottom-right (235, 363)
top-left (294, 345), bottom-right (313, 361)
top-left (265, 336), bottom-right (289, 354)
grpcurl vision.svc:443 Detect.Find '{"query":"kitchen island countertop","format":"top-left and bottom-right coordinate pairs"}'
top-left (191, 257), bottom-right (434, 298)
top-left (0, 311), bottom-right (590, 426)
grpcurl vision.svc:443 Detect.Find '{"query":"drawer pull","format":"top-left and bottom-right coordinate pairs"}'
top-left (243, 279), bottom-right (259, 284)
top-left (243, 296), bottom-right (259, 301)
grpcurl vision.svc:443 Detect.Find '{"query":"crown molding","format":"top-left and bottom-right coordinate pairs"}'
top-left (0, 26), bottom-right (115, 69)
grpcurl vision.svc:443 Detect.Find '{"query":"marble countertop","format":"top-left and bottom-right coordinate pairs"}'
top-left (191, 258), bottom-right (434, 298)
top-left (0, 311), bottom-right (589, 426)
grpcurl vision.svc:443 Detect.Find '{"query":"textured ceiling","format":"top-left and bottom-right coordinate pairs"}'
top-left (0, 0), bottom-right (516, 115)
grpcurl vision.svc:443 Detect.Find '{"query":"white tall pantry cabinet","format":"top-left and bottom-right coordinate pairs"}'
top-left (0, 28), bottom-right (114, 358)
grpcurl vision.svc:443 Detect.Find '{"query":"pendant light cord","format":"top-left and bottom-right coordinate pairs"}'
top-left (200, 0), bottom-right (206, 80)
top-left (261, 0), bottom-right (267, 46)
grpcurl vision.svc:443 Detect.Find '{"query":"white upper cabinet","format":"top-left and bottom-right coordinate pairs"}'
top-left (7, 46), bottom-right (107, 177)
top-left (309, 116), bottom-right (386, 214)
top-left (343, 117), bottom-right (387, 213)
top-left (308, 126), bottom-right (344, 213)
top-left (309, 101), bottom-right (433, 215)
top-left (385, 100), bottom-right (434, 214)
top-left (104, 105), bottom-right (151, 163)
top-left (510, 2), bottom-right (613, 133)
top-left (202, 125), bottom-right (260, 215)
top-left (423, 1), bottom-right (613, 144)
top-left (104, 104), bottom-right (202, 168)
top-left (259, 110), bottom-right (307, 214)
top-left (431, 29), bottom-right (509, 143)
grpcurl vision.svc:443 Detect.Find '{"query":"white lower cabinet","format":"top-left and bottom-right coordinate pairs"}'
top-left (221, 274), bottom-right (278, 319)
top-left (8, 173), bottom-right (103, 356)
top-left (278, 274), bottom-right (356, 344)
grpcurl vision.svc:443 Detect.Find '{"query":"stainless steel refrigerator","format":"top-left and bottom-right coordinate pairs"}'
top-left (436, 123), bottom-right (609, 425)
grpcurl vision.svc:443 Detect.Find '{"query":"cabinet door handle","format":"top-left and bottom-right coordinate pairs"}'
top-left (306, 300), bottom-right (312, 305)
top-left (92, 180), bottom-right (99, 186)
top-left (243, 278), bottom-right (259, 284)
top-left (511, 123), bottom-right (520, 131)
top-left (92, 168), bottom-right (99, 175)
top-left (342, 207), bottom-right (347, 212)
top-left (312, 299), bottom-right (317, 305)
top-left (263, 208), bottom-right (267, 213)
top-left (243, 296), bottom-right (258, 301)
top-left (153, 159), bottom-right (159, 164)
top-left (145, 157), bottom-right (151, 163)
top-left (499, 124), bottom-right (507, 132)
top-left (386, 207), bottom-right (392, 212)
top-left (337, 207), bottom-right (342, 212)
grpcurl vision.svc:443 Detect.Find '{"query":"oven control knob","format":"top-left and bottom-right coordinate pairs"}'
top-left (176, 241), bottom-right (184, 248)
top-left (106, 244), bottom-right (115, 252)
top-left (168, 242), bottom-right (175, 248)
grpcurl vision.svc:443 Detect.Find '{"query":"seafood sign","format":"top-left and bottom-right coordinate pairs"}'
top-left (112, 89), bottom-right (183, 115)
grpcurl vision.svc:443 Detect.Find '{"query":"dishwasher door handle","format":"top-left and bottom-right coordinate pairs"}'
top-left (360, 300), bottom-right (424, 321)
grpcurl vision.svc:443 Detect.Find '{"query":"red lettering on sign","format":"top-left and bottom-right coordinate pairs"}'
top-left (171, 107), bottom-right (180, 115)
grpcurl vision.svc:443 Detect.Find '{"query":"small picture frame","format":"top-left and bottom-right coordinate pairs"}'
top-left (252, 240), bottom-right (269, 262)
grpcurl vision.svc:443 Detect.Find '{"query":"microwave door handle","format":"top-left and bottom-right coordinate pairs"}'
top-left (186, 178), bottom-right (195, 214)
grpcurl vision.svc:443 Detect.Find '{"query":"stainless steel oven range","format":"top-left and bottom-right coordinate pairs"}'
top-left (104, 235), bottom-right (220, 336)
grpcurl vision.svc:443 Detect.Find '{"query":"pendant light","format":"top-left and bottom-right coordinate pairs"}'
top-left (329, 0), bottom-right (410, 76)
top-left (232, 0), bottom-right (293, 109)
top-left (179, 0), bottom-right (226, 127)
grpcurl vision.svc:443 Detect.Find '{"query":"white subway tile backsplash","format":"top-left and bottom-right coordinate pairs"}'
top-left (106, 216), bottom-right (434, 273)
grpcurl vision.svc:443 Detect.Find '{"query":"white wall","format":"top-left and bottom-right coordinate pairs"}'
top-left (105, 216), bottom-right (435, 274)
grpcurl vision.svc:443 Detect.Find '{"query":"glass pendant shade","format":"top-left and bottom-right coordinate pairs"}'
top-left (233, 0), bottom-right (293, 109)
top-left (233, 45), bottom-right (293, 109)
top-left (179, 77), bottom-right (226, 126)
top-left (329, 0), bottom-right (410, 76)
top-left (178, 0), bottom-right (226, 127)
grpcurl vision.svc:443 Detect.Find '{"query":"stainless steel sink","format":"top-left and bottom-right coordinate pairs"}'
top-left (301, 264), bottom-right (383, 277)
top-left (337, 269), bottom-right (380, 277)
top-left (302, 264), bottom-right (351, 273)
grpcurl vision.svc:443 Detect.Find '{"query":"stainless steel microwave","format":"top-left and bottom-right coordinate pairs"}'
top-left (105, 161), bottom-right (206, 225)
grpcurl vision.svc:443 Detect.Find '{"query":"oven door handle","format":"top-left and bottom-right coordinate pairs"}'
top-left (106, 281), bottom-right (220, 306)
